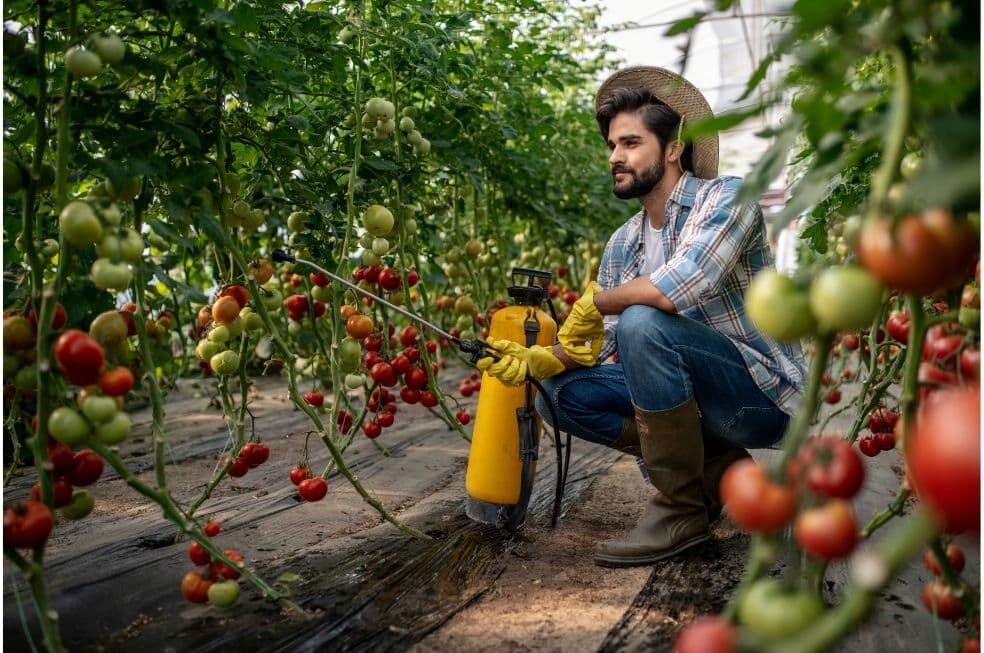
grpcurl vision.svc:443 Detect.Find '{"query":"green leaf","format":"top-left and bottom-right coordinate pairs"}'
top-left (664, 12), bottom-right (707, 37)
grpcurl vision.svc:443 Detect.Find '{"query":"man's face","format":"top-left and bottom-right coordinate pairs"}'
top-left (606, 110), bottom-right (664, 200)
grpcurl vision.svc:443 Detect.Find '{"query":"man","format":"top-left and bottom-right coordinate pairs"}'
top-left (479, 66), bottom-right (806, 567)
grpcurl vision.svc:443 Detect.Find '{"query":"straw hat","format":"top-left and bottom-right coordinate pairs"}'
top-left (595, 66), bottom-right (719, 179)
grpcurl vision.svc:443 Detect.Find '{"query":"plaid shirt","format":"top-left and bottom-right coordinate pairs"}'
top-left (596, 171), bottom-right (806, 416)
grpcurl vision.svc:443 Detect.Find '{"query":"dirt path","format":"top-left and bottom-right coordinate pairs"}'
top-left (412, 456), bottom-right (653, 653)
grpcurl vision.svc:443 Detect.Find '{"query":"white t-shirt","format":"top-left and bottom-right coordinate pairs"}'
top-left (639, 216), bottom-right (665, 276)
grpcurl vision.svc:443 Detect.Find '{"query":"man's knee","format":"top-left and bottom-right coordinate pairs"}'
top-left (616, 304), bottom-right (676, 352)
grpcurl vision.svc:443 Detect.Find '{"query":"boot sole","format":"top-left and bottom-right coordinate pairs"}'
top-left (592, 532), bottom-right (712, 568)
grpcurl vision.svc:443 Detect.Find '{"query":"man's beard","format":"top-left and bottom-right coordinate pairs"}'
top-left (612, 159), bottom-right (664, 199)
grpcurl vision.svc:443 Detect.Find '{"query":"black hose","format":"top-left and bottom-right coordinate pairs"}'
top-left (528, 377), bottom-right (567, 527)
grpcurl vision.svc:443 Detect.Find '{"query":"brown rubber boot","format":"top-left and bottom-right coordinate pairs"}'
top-left (594, 398), bottom-right (710, 567)
top-left (610, 416), bottom-right (749, 521)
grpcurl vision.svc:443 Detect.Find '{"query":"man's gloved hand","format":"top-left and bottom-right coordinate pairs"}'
top-left (476, 338), bottom-right (565, 386)
top-left (557, 281), bottom-right (605, 366)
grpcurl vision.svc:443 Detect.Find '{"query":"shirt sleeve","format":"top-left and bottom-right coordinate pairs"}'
top-left (595, 230), bottom-right (620, 363)
top-left (650, 178), bottom-right (759, 312)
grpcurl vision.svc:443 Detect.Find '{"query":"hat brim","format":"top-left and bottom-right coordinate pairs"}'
top-left (595, 66), bottom-right (719, 180)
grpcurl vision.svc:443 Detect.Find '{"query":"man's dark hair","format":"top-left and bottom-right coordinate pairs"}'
top-left (596, 87), bottom-right (694, 174)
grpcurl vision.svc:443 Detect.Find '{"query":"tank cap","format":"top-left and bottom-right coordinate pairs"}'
top-left (507, 267), bottom-right (552, 306)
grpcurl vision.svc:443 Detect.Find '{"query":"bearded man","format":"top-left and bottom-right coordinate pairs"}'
top-left (479, 67), bottom-right (806, 567)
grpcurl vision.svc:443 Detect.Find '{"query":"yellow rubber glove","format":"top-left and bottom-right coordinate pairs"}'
top-left (476, 338), bottom-right (565, 386)
top-left (557, 281), bottom-right (605, 366)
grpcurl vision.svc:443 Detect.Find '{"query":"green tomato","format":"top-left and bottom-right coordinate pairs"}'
top-left (287, 211), bottom-right (308, 233)
top-left (244, 208), bottom-right (266, 229)
top-left (809, 266), bottom-right (883, 333)
top-left (106, 177), bottom-right (140, 201)
top-left (376, 118), bottom-right (397, 135)
top-left (60, 201), bottom-right (103, 246)
top-left (48, 407), bottom-right (91, 446)
top-left (338, 337), bottom-right (362, 360)
top-left (404, 218), bottom-right (418, 235)
top-left (207, 579), bottom-right (241, 607)
top-left (406, 130), bottom-right (423, 147)
top-left (196, 339), bottom-right (224, 361)
top-left (210, 350), bottom-right (240, 375)
top-left (465, 239), bottom-right (482, 257)
top-left (745, 270), bottom-right (816, 341)
top-left (89, 31), bottom-right (126, 64)
top-left (446, 249), bottom-right (462, 264)
top-left (65, 46), bottom-right (102, 78)
top-left (4, 157), bottom-right (24, 194)
top-left (455, 314), bottom-right (473, 331)
top-left (412, 138), bottom-right (431, 155)
top-left (363, 205), bottom-right (394, 237)
top-left (371, 237), bottom-right (390, 256)
top-left (96, 201), bottom-right (122, 226)
top-left (95, 411), bottom-right (131, 444)
top-left (90, 258), bottom-right (132, 290)
top-left (243, 312), bottom-right (265, 332)
top-left (260, 288), bottom-right (283, 310)
top-left (225, 315), bottom-right (245, 339)
top-left (359, 232), bottom-right (375, 249)
top-left (81, 396), bottom-right (118, 424)
top-left (40, 238), bottom-right (59, 258)
top-left (361, 251), bottom-right (381, 267)
top-left (232, 200), bottom-right (251, 219)
top-left (208, 325), bottom-right (232, 343)
top-left (119, 229), bottom-right (144, 262)
top-left (287, 321), bottom-right (303, 336)
top-left (401, 105), bottom-right (418, 119)
top-left (59, 490), bottom-right (95, 520)
top-left (738, 579), bottom-right (825, 640)
top-left (14, 366), bottom-right (37, 392)
top-left (4, 353), bottom-right (20, 379)
top-left (311, 286), bottom-right (332, 303)
top-left (959, 306), bottom-right (980, 330)
top-left (399, 117), bottom-right (415, 133)
top-left (344, 373), bottom-right (365, 389)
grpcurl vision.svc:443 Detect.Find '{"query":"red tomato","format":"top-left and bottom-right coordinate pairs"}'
top-left (370, 362), bottom-right (397, 387)
top-left (868, 407), bottom-right (899, 434)
top-left (284, 294), bottom-right (308, 315)
top-left (248, 443), bottom-right (270, 466)
top-left (188, 541), bottom-right (211, 566)
top-left (420, 390), bottom-right (438, 408)
top-left (922, 579), bottom-right (967, 620)
top-left (841, 334), bottom-right (860, 351)
top-left (794, 499), bottom-right (858, 560)
top-left (55, 330), bottom-right (105, 386)
top-left (858, 436), bottom-right (880, 457)
top-left (857, 215), bottom-right (948, 295)
top-left (886, 311), bottom-right (911, 343)
top-left (47, 441), bottom-right (76, 475)
top-left (3, 500), bottom-right (54, 549)
top-left (390, 354), bottom-right (411, 375)
top-left (406, 270), bottom-right (420, 287)
top-left (290, 464), bottom-right (311, 486)
top-left (303, 391), bottom-right (324, 407)
top-left (181, 571), bottom-right (212, 603)
top-left (31, 477), bottom-right (73, 508)
top-left (824, 389), bottom-right (842, 405)
top-left (99, 367), bottom-right (134, 396)
top-left (906, 386), bottom-right (980, 533)
top-left (874, 432), bottom-right (896, 451)
top-left (964, 639), bottom-right (980, 653)
top-left (719, 459), bottom-right (796, 534)
top-left (227, 456), bottom-right (249, 478)
top-left (791, 436), bottom-right (865, 499)
top-left (26, 303), bottom-right (68, 331)
top-left (67, 449), bottom-right (104, 486)
top-left (404, 367), bottom-right (428, 390)
top-left (309, 271), bottom-right (330, 287)
top-left (960, 348), bottom-right (979, 379)
top-left (203, 521), bottom-right (221, 537)
top-left (378, 267), bottom-right (402, 291)
top-left (298, 477), bottom-right (328, 501)
top-left (399, 326), bottom-right (418, 347)
top-left (220, 285), bottom-right (250, 309)
top-left (377, 412), bottom-right (395, 428)
top-left (363, 265), bottom-right (381, 284)
top-left (672, 616), bottom-right (737, 653)
top-left (363, 421), bottom-right (382, 439)
top-left (456, 411), bottom-right (471, 425)
top-left (924, 543), bottom-right (966, 576)
top-left (210, 549), bottom-right (244, 580)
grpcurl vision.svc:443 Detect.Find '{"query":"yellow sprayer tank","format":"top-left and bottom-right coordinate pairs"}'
top-left (465, 303), bottom-right (556, 506)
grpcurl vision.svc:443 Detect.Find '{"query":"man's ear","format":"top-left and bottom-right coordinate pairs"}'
top-left (666, 140), bottom-right (685, 163)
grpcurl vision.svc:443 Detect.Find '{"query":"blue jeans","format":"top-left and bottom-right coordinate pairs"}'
top-left (535, 305), bottom-right (789, 452)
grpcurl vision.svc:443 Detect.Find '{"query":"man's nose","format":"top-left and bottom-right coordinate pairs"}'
top-left (608, 147), bottom-right (623, 167)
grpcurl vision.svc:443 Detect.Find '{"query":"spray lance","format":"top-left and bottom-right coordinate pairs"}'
top-left (270, 250), bottom-right (571, 528)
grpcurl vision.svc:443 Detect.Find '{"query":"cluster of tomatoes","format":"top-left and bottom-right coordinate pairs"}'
top-left (226, 441), bottom-right (272, 478)
top-left (858, 406), bottom-right (900, 457)
top-left (194, 284), bottom-right (265, 376)
top-left (181, 521), bottom-right (244, 607)
top-left (288, 464), bottom-right (328, 501)
top-left (2, 301), bottom-right (146, 552)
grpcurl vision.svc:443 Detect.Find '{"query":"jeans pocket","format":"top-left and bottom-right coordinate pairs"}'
top-left (723, 406), bottom-right (789, 449)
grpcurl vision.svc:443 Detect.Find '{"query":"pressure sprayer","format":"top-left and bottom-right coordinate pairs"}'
top-left (271, 250), bottom-right (571, 529)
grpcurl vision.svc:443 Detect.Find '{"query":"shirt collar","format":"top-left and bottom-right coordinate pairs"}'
top-left (667, 170), bottom-right (697, 209)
